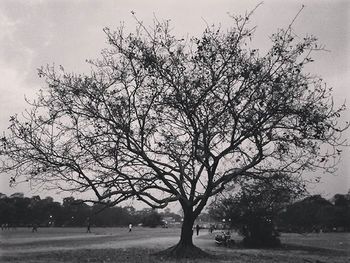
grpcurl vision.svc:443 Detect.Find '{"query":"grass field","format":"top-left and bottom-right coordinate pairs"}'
top-left (1, 227), bottom-right (349, 262)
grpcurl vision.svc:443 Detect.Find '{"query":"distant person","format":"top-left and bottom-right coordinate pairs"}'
top-left (196, 224), bottom-right (200, 236)
top-left (129, 223), bottom-right (132, 232)
top-left (209, 224), bottom-right (214, 234)
top-left (86, 217), bottom-right (91, 233)
top-left (32, 223), bottom-right (38, 232)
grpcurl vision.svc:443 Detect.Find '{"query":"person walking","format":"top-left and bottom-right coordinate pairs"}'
top-left (209, 224), bottom-right (214, 234)
top-left (128, 223), bottom-right (132, 232)
top-left (196, 224), bottom-right (200, 236)
top-left (86, 217), bottom-right (91, 233)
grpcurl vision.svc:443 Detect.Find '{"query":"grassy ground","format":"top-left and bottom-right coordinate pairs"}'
top-left (1, 227), bottom-right (349, 262)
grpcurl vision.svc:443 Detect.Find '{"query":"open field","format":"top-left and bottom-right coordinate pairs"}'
top-left (1, 227), bottom-right (349, 262)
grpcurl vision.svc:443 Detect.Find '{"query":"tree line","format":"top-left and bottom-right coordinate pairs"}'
top-left (208, 185), bottom-right (350, 248)
top-left (278, 193), bottom-right (350, 233)
top-left (0, 193), bottom-right (181, 228)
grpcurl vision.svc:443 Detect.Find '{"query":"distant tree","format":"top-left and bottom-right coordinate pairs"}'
top-left (0, 193), bottom-right (145, 227)
top-left (332, 194), bottom-right (350, 231)
top-left (209, 174), bottom-right (304, 247)
top-left (124, 206), bottom-right (136, 216)
top-left (0, 197), bottom-right (15, 226)
top-left (196, 212), bottom-right (213, 223)
top-left (140, 209), bottom-right (163, 227)
top-left (0, 194), bottom-right (57, 226)
top-left (62, 197), bottom-right (76, 207)
top-left (45, 200), bottom-right (64, 226)
top-left (61, 197), bottom-right (90, 226)
top-left (0, 7), bottom-right (348, 257)
top-left (69, 199), bottom-right (90, 226)
top-left (160, 208), bottom-right (182, 222)
top-left (10, 192), bottom-right (24, 198)
top-left (5, 195), bottom-right (31, 226)
top-left (91, 204), bottom-right (114, 226)
top-left (333, 194), bottom-right (350, 207)
top-left (27, 195), bottom-right (57, 226)
top-left (279, 195), bottom-right (335, 232)
top-left (91, 204), bottom-right (136, 226)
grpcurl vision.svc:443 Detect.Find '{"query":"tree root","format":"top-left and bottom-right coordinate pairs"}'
top-left (154, 243), bottom-right (212, 259)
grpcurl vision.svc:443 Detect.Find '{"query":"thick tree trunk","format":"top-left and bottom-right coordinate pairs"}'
top-left (156, 206), bottom-right (209, 259)
top-left (178, 210), bottom-right (195, 247)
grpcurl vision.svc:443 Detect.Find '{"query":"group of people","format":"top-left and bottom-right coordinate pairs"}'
top-left (1, 223), bottom-right (12, 230)
top-left (2, 219), bottom-right (134, 233)
top-left (1, 223), bottom-right (39, 232)
top-left (3, 219), bottom-right (216, 235)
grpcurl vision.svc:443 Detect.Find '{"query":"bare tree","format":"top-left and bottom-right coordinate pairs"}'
top-left (0, 10), bottom-right (348, 257)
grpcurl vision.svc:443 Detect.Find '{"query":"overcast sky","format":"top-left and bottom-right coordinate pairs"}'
top-left (0, 0), bottom-right (349, 203)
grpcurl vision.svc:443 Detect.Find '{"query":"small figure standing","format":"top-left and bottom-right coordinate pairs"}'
top-left (196, 224), bottom-right (200, 236)
top-left (86, 217), bottom-right (91, 233)
top-left (128, 223), bottom-right (132, 232)
top-left (32, 223), bottom-right (38, 232)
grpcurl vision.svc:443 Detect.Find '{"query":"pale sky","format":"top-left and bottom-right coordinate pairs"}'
top-left (0, 0), bottom-right (349, 203)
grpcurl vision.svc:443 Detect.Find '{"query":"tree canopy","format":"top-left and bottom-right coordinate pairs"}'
top-left (0, 9), bottom-right (347, 257)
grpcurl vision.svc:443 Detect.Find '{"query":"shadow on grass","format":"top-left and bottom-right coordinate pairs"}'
top-left (212, 240), bottom-right (348, 257)
top-left (279, 243), bottom-right (349, 257)
top-left (1, 244), bottom-right (348, 263)
top-left (0, 248), bottom-right (220, 263)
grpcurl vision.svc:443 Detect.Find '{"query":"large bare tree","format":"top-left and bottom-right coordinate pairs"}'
top-left (0, 10), bottom-right (347, 257)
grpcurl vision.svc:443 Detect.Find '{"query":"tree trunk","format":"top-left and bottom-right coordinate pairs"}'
top-left (156, 206), bottom-right (209, 259)
top-left (178, 209), bottom-right (195, 246)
